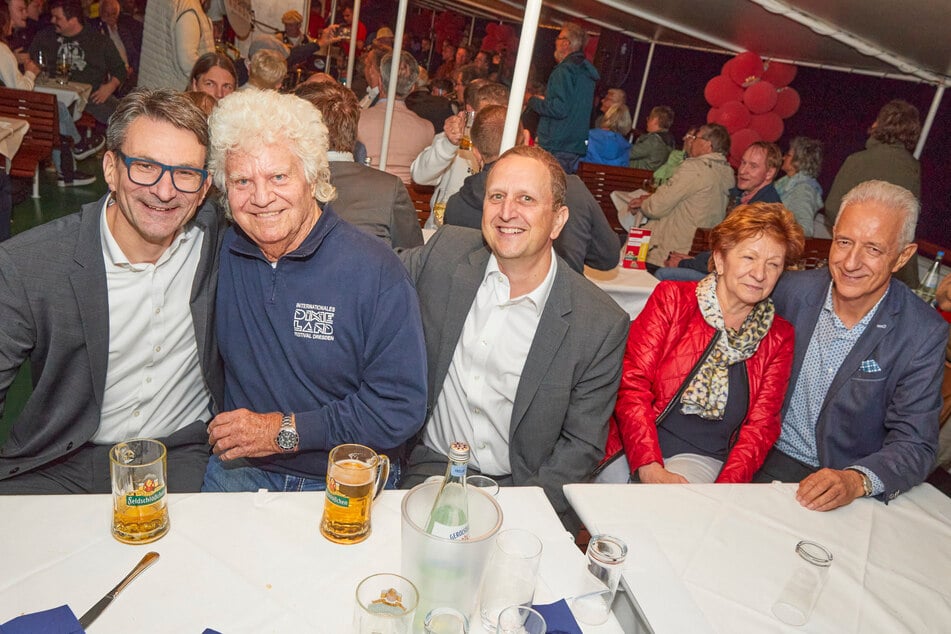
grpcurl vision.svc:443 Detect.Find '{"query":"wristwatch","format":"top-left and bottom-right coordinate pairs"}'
top-left (849, 468), bottom-right (872, 497)
top-left (275, 413), bottom-right (299, 453)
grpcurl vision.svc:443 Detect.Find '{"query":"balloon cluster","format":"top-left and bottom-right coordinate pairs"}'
top-left (704, 52), bottom-right (800, 165)
top-left (481, 23), bottom-right (518, 54)
top-left (433, 11), bottom-right (465, 51)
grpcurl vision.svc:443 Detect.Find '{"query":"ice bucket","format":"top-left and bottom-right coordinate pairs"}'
top-left (401, 479), bottom-right (503, 627)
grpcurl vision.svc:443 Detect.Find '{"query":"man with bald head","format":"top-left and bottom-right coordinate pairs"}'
top-left (754, 181), bottom-right (947, 511)
top-left (399, 145), bottom-right (628, 528)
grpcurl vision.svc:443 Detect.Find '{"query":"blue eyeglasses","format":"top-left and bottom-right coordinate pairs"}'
top-left (115, 150), bottom-right (209, 194)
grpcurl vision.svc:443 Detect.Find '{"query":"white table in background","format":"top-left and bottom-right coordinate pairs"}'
top-left (584, 264), bottom-right (659, 320)
top-left (0, 116), bottom-right (28, 166)
top-left (564, 482), bottom-right (951, 634)
top-left (33, 78), bottom-right (92, 121)
top-left (0, 487), bottom-right (623, 633)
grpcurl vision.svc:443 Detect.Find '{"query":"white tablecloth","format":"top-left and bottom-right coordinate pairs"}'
top-left (0, 116), bottom-right (28, 163)
top-left (564, 482), bottom-right (951, 634)
top-left (584, 264), bottom-right (659, 320)
top-left (33, 78), bottom-right (92, 121)
top-left (0, 487), bottom-right (623, 633)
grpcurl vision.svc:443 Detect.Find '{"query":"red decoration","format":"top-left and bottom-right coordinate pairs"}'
top-left (707, 107), bottom-right (721, 124)
top-left (705, 75), bottom-right (743, 107)
top-left (727, 51), bottom-right (764, 87)
top-left (750, 112), bottom-right (784, 142)
top-left (743, 80), bottom-right (778, 114)
top-left (773, 87), bottom-right (801, 119)
top-left (762, 61), bottom-right (797, 88)
top-left (730, 128), bottom-right (762, 163)
top-left (718, 100), bottom-right (751, 134)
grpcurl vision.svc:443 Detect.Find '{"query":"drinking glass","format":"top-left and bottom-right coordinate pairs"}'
top-left (467, 475), bottom-right (499, 497)
top-left (423, 606), bottom-right (469, 634)
top-left (319, 443), bottom-right (389, 544)
top-left (571, 534), bottom-right (628, 625)
top-left (771, 540), bottom-right (833, 625)
top-left (353, 573), bottom-right (418, 634)
top-left (478, 529), bottom-right (542, 630)
top-left (35, 50), bottom-right (46, 79)
top-left (56, 48), bottom-right (70, 85)
top-left (495, 606), bottom-right (546, 634)
top-left (110, 438), bottom-right (169, 544)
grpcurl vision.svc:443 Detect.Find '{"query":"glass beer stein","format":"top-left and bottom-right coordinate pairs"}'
top-left (320, 443), bottom-right (390, 544)
top-left (110, 438), bottom-right (170, 544)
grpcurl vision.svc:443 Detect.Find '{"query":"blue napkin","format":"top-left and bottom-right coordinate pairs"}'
top-left (0, 605), bottom-right (84, 634)
top-left (532, 599), bottom-right (583, 634)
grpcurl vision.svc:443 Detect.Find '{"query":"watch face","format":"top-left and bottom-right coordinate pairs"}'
top-left (276, 428), bottom-right (299, 451)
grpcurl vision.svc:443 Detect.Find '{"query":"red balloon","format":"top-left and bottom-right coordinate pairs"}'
top-left (763, 61), bottom-right (797, 88)
top-left (707, 107), bottom-right (721, 124)
top-left (721, 57), bottom-right (737, 82)
top-left (774, 87), bottom-right (801, 119)
top-left (728, 51), bottom-right (764, 87)
top-left (719, 100), bottom-right (751, 134)
top-left (730, 128), bottom-right (762, 163)
top-left (705, 74), bottom-right (743, 107)
top-left (743, 80), bottom-right (777, 114)
top-left (750, 112), bottom-right (784, 142)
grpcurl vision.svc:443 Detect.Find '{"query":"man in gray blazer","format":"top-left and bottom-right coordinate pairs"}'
top-left (400, 145), bottom-right (629, 527)
top-left (294, 80), bottom-right (422, 248)
top-left (0, 89), bottom-right (223, 494)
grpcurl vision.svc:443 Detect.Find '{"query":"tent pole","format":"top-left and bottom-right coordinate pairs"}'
top-left (325, 0), bottom-right (338, 78)
top-left (468, 16), bottom-right (476, 45)
top-left (379, 0), bottom-right (409, 172)
top-left (632, 41), bottom-right (655, 131)
top-left (345, 0), bottom-right (363, 87)
top-left (501, 0), bottom-right (542, 153)
top-left (915, 85), bottom-right (944, 159)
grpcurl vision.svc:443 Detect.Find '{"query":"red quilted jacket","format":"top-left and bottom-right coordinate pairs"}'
top-left (605, 280), bottom-right (795, 482)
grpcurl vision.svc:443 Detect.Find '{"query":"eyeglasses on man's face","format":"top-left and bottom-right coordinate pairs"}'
top-left (115, 150), bottom-right (208, 194)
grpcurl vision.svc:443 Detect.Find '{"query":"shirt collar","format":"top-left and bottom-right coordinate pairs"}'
top-left (822, 281), bottom-right (889, 330)
top-left (482, 249), bottom-right (558, 315)
top-left (327, 151), bottom-right (354, 162)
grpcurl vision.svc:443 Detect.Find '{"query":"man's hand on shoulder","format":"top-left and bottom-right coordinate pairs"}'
top-left (207, 409), bottom-right (284, 460)
top-left (795, 468), bottom-right (866, 511)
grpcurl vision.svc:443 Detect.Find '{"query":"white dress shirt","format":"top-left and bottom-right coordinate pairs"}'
top-left (93, 201), bottom-right (212, 443)
top-left (424, 251), bottom-right (557, 475)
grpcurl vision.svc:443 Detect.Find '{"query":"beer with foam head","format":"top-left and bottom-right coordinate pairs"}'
top-left (320, 444), bottom-right (389, 544)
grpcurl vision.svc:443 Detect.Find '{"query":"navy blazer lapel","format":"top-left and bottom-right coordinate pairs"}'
top-left (431, 247), bottom-right (489, 402)
top-left (510, 260), bottom-right (571, 434)
top-left (70, 198), bottom-right (110, 406)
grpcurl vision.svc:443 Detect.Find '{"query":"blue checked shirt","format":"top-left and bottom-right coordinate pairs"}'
top-left (775, 283), bottom-right (888, 495)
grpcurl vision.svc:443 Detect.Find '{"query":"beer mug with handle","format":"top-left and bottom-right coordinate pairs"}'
top-left (320, 443), bottom-right (390, 544)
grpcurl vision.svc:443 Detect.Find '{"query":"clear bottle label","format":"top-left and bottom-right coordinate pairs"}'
top-left (449, 464), bottom-right (466, 478)
top-left (429, 521), bottom-right (470, 541)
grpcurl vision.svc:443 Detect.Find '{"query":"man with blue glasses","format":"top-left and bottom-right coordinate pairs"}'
top-left (0, 89), bottom-right (224, 494)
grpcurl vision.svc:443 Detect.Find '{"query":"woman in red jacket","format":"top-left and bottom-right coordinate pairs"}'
top-left (607, 203), bottom-right (804, 483)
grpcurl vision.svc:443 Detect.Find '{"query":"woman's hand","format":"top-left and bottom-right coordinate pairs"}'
top-left (637, 461), bottom-right (689, 484)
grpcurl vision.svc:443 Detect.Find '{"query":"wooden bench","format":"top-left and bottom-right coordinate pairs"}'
top-left (688, 227), bottom-right (833, 270)
top-left (576, 161), bottom-right (655, 237)
top-left (0, 87), bottom-right (67, 198)
top-left (406, 181), bottom-right (434, 228)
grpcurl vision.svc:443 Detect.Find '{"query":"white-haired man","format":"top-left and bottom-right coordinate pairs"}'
top-left (754, 181), bottom-right (947, 511)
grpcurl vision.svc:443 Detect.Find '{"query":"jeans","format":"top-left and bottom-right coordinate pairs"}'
top-left (201, 454), bottom-right (402, 492)
top-left (51, 101), bottom-right (81, 174)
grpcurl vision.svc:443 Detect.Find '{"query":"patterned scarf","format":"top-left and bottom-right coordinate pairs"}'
top-left (680, 273), bottom-right (774, 420)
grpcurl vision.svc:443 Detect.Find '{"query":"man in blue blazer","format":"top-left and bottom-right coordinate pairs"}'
top-left (399, 145), bottom-right (629, 527)
top-left (754, 181), bottom-right (947, 510)
top-left (0, 89), bottom-right (223, 493)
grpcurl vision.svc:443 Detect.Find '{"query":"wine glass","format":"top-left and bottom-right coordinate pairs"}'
top-left (56, 49), bottom-right (70, 85)
top-left (35, 50), bottom-right (46, 79)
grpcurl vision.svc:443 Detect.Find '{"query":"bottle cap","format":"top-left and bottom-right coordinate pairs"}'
top-left (448, 441), bottom-right (470, 462)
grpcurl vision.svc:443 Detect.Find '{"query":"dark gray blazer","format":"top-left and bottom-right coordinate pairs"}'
top-left (329, 160), bottom-right (423, 249)
top-left (773, 268), bottom-right (947, 499)
top-left (400, 226), bottom-right (629, 517)
top-left (0, 196), bottom-right (225, 480)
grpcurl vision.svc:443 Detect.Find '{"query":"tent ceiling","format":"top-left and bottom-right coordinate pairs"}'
top-left (412, 0), bottom-right (951, 84)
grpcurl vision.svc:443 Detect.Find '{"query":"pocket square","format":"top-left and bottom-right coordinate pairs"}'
top-left (860, 359), bottom-right (882, 373)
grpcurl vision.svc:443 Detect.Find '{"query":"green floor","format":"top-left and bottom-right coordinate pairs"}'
top-left (1, 154), bottom-right (108, 444)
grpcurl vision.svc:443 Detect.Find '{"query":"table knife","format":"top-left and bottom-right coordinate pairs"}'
top-left (78, 551), bottom-right (160, 629)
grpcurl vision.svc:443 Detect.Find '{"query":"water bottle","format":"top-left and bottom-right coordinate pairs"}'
top-left (425, 442), bottom-right (470, 541)
top-left (914, 250), bottom-right (944, 305)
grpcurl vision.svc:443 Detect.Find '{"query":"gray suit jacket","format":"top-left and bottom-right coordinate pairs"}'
top-left (400, 226), bottom-right (629, 518)
top-left (328, 160), bottom-right (423, 249)
top-left (0, 196), bottom-right (225, 480)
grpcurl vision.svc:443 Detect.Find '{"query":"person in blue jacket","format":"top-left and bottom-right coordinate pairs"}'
top-left (527, 22), bottom-right (599, 174)
top-left (201, 89), bottom-right (427, 492)
top-left (583, 103), bottom-right (632, 167)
